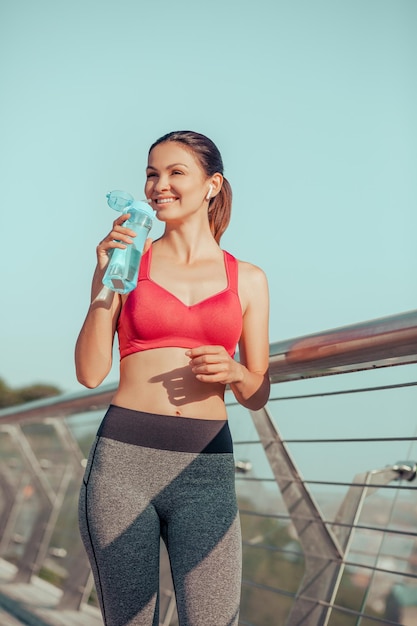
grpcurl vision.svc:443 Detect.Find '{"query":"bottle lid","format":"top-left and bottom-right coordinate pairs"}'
top-left (106, 190), bottom-right (154, 219)
top-left (106, 190), bottom-right (134, 211)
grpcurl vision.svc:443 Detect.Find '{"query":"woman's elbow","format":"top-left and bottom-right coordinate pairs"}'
top-left (75, 362), bottom-right (110, 389)
top-left (240, 375), bottom-right (270, 411)
top-left (76, 370), bottom-right (103, 389)
top-left (77, 375), bottom-right (101, 389)
top-left (245, 391), bottom-right (270, 412)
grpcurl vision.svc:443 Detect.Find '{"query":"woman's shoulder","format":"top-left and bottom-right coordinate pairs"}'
top-left (223, 250), bottom-right (268, 293)
top-left (225, 251), bottom-right (267, 278)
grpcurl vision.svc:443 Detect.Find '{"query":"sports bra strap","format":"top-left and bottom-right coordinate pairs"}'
top-left (138, 247), bottom-right (151, 279)
top-left (224, 251), bottom-right (239, 294)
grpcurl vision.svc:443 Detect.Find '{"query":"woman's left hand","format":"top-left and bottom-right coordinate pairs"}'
top-left (186, 346), bottom-right (244, 385)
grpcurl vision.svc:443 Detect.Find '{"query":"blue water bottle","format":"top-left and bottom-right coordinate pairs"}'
top-left (102, 190), bottom-right (154, 294)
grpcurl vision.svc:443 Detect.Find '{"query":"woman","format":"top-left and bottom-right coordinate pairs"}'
top-left (76, 130), bottom-right (270, 626)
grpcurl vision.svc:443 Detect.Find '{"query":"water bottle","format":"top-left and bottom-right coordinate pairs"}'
top-left (102, 190), bottom-right (154, 294)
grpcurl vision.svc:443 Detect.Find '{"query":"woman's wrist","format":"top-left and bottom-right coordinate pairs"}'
top-left (229, 363), bottom-right (248, 391)
top-left (90, 265), bottom-right (113, 304)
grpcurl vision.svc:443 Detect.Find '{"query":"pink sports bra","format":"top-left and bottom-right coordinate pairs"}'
top-left (117, 247), bottom-right (243, 359)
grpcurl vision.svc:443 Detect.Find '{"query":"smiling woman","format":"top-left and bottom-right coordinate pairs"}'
top-left (75, 130), bottom-right (270, 626)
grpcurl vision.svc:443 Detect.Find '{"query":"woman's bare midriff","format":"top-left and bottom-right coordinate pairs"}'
top-left (111, 347), bottom-right (228, 420)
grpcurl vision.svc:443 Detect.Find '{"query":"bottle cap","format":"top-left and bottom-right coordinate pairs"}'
top-left (106, 190), bottom-right (134, 211)
top-left (106, 190), bottom-right (154, 219)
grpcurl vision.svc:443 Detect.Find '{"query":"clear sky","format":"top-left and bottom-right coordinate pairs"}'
top-left (0, 0), bottom-right (416, 394)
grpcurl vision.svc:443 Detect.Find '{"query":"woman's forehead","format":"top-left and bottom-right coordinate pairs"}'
top-left (147, 142), bottom-right (201, 169)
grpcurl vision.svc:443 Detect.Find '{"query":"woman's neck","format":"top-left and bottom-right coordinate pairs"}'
top-left (157, 226), bottom-right (221, 262)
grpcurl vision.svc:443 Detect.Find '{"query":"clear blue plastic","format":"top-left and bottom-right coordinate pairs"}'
top-left (102, 190), bottom-right (154, 294)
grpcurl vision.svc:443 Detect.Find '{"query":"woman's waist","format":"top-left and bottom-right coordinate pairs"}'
top-left (98, 405), bottom-right (233, 453)
top-left (115, 349), bottom-right (227, 419)
top-left (111, 389), bottom-right (227, 420)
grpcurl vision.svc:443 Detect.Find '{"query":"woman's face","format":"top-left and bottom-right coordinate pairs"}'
top-left (145, 142), bottom-right (211, 222)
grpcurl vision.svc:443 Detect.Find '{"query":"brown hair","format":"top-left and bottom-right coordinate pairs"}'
top-left (149, 130), bottom-right (232, 243)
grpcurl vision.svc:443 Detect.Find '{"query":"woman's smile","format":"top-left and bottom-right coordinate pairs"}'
top-left (155, 197), bottom-right (176, 204)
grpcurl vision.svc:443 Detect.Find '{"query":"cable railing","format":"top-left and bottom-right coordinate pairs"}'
top-left (0, 309), bottom-right (416, 625)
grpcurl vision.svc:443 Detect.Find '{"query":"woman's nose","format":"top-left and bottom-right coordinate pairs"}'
top-left (154, 175), bottom-right (170, 191)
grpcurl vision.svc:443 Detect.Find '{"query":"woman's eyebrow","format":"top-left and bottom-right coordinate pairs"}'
top-left (146, 162), bottom-right (189, 171)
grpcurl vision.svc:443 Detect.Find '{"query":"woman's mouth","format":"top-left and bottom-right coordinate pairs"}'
top-left (155, 197), bottom-right (177, 205)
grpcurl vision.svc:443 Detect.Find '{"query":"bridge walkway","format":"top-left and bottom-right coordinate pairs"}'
top-left (0, 559), bottom-right (102, 626)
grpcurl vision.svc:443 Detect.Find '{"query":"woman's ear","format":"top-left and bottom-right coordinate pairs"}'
top-left (207, 173), bottom-right (223, 200)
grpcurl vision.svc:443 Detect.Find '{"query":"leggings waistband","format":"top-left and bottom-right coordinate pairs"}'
top-left (97, 405), bottom-right (233, 454)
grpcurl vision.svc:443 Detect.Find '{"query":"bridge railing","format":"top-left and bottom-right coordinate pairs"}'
top-left (0, 309), bottom-right (416, 626)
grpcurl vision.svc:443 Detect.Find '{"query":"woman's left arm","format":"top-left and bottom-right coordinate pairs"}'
top-left (229, 261), bottom-right (270, 410)
top-left (187, 262), bottom-right (270, 411)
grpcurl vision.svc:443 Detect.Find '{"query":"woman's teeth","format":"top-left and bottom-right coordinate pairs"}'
top-left (156, 198), bottom-right (176, 204)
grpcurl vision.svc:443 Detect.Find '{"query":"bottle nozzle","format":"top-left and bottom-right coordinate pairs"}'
top-left (107, 190), bottom-right (135, 212)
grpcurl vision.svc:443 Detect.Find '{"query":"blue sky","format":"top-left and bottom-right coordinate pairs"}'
top-left (0, 0), bottom-right (416, 393)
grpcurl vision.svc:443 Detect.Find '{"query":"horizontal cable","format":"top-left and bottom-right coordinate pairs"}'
top-left (306, 478), bottom-right (417, 489)
top-left (236, 475), bottom-right (417, 490)
top-left (239, 508), bottom-right (417, 538)
top-left (328, 605), bottom-right (399, 626)
top-left (281, 436), bottom-right (417, 443)
top-left (241, 578), bottom-right (296, 598)
top-left (234, 435), bottom-right (417, 444)
top-left (299, 594), bottom-right (399, 625)
top-left (242, 540), bottom-right (417, 581)
top-left (233, 437), bottom-right (417, 446)
top-left (271, 380), bottom-right (417, 401)
top-left (241, 579), bottom-right (400, 625)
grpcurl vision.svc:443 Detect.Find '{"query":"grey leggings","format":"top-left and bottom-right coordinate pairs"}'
top-left (78, 405), bottom-right (241, 626)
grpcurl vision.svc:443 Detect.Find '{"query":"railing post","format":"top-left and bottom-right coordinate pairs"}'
top-left (0, 463), bottom-right (18, 551)
top-left (47, 419), bottom-right (93, 611)
top-left (3, 425), bottom-right (58, 583)
top-left (250, 405), bottom-right (343, 625)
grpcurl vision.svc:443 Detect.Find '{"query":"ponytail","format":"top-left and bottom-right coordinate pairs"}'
top-left (208, 177), bottom-right (232, 244)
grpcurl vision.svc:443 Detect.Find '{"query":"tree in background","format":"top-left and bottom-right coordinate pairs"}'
top-left (0, 378), bottom-right (61, 408)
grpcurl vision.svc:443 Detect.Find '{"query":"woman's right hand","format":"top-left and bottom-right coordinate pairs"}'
top-left (96, 213), bottom-right (137, 271)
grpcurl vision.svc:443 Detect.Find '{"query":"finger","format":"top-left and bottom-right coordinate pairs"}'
top-left (98, 235), bottom-right (132, 250)
top-left (106, 239), bottom-right (131, 250)
top-left (112, 224), bottom-right (137, 239)
top-left (194, 372), bottom-right (228, 385)
top-left (192, 361), bottom-right (229, 375)
top-left (186, 345), bottom-right (224, 358)
top-left (102, 224), bottom-right (135, 246)
top-left (189, 349), bottom-right (230, 364)
top-left (116, 212), bottom-right (131, 226)
top-left (111, 213), bottom-right (138, 235)
top-left (190, 355), bottom-right (225, 369)
top-left (110, 231), bottom-right (134, 244)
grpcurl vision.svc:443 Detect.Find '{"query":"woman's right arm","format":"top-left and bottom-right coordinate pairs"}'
top-left (74, 214), bottom-right (136, 388)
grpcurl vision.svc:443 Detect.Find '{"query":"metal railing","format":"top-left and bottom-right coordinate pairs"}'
top-left (0, 309), bottom-right (416, 625)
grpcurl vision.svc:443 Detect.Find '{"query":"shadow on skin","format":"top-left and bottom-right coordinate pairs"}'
top-left (149, 365), bottom-right (222, 406)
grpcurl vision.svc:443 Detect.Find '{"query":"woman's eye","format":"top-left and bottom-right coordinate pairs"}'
top-left (146, 173), bottom-right (157, 179)
top-left (172, 170), bottom-right (184, 175)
